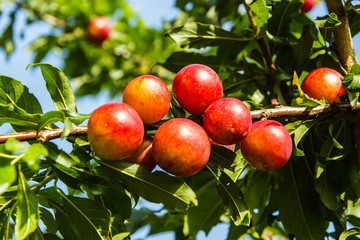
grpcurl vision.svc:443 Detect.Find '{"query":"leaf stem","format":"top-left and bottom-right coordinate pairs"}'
top-left (10, 153), bottom-right (25, 165)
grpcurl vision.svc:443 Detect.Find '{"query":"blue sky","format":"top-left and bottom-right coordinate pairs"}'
top-left (0, 1), bottom-right (357, 239)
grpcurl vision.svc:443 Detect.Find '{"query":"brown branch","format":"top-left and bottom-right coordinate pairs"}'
top-left (325, 0), bottom-right (358, 72)
top-left (0, 125), bottom-right (87, 144)
top-left (1, 103), bottom-right (360, 144)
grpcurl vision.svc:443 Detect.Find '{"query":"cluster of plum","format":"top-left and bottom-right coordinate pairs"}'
top-left (87, 64), bottom-right (296, 176)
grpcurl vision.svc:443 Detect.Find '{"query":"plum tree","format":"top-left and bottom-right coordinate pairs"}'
top-left (203, 98), bottom-right (252, 145)
top-left (172, 64), bottom-right (223, 115)
top-left (152, 118), bottom-right (211, 176)
top-left (123, 75), bottom-right (170, 124)
top-left (87, 102), bottom-right (144, 160)
top-left (240, 120), bottom-right (293, 171)
top-left (1, 1), bottom-right (360, 240)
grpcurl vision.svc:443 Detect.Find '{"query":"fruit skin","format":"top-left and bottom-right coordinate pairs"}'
top-left (152, 118), bottom-right (211, 177)
top-left (301, 0), bottom-right (316, 13)
top-left (203, 98), bottom-right (252, 145)
top-left (87, 16), bottom-right (111, 44)
top-left (87, 102), bottom-right (144, 161)
top-left (240, 120), bottom-right (292, 171)
top-left (123, 75), bottom-right (170, 124)
top-left (301, 68), bottom-right (345, 103)
top-left (172, 64), bottom-right (223, 115)
top-left (123, 135), bottom-right (156, 171)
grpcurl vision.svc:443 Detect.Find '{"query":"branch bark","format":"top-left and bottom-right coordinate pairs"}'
top-left (325, 0), bottom-right (358, 72)
top-left (1, 103), bottom-right (359, 144)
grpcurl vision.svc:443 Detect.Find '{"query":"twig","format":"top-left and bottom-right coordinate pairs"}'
top-left (1, 103), bottom-right (360, 143)
top-left (0, 125), bottom-right (87, 143)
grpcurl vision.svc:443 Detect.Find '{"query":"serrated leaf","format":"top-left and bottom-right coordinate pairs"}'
top-left (55, 188), bottom-right (111, 240)
top-left (15, 171), bottom-right (39, 240)
top-left (166, 22), bottom-right (250, 49)
top-left (26, 63), bottom-right (77, 112)
top-left (96, 161), bottom-right (197, 212)
top-left (248, 0), bottom-right (271, 30)
top-left (314, 13), bottom-right (341, 28)
top-left (206, 163), bottom-right (249, 226)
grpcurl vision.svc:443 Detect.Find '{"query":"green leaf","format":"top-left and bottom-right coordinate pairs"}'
top-left (113, 232), bottom-right (131, 240)
top-left (210, 144), bottom-right (237, 169)
top-left (187, 171), bottom-right (224, 235)
top-left (99, 174), bottom-right (132, 221)
top-left (23, 143), bottom-right (48, 171)
top-left (60, 119), bottom-right (73, 139)
top-left (4, 137), bottom-right (26, 153)
top-left (314, 163), bottom-right (339, 211)
top-left (268, 0), bottom-right (302, 37)
top-left (37, 111), bottom-right (65, 132)
top-left (0, 75), bottom-right (42, 131)
top-left (244, 171), bottom-right (271, 225)
top-left (26, 63), bottom-right (77, 112)
top-left (339, 227), bottom-right (360, 240)
top-left (39, 207), bottom-right (58, 234)
top-left (248, 0), bottom-right (271, 29)
top-left (0, 164), bottom-right (16, 195)
top-left (44, 142), bottom-right (105, 192)
top-left (278, 162), bottom-right (325, 240)
top-left (56, 188), bottom-right (111, 240)
top-left (286, 119), bottom-right (319, 156)
top-left (314, 13), bottom-right (341, 28)
top-left (350, 64), bottom-right (360, 75)
top-left (166, 22), bottom-right (250, 49)
top-left (206, 163), bottom-right (250, 226)
top-left (96, 161), bottom-right (197, 212)
top-left (15, 171), bottom-right (39, 240)
top-left (292, 29), bottom-right (313, 73)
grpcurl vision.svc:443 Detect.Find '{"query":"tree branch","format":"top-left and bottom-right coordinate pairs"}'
top-left (325, 0), bottom-right (358, 72)
top-left (1, 103), bottom-right (360, 144)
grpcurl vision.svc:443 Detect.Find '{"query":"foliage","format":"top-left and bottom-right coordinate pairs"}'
top-left (1, 0), bottom-right (360, 240)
